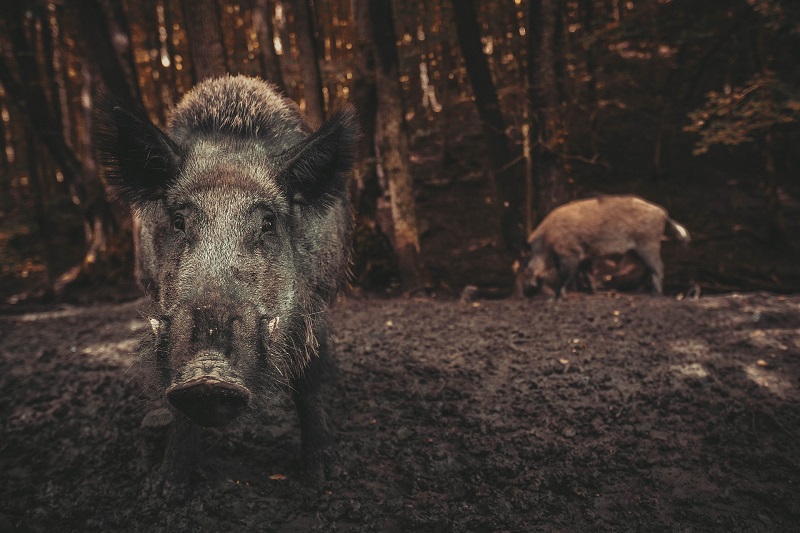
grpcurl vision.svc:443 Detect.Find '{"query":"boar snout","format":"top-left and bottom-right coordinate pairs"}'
top-left (520, 278), bottom-right (540, 298)
top-left (166, 356), bottom-right (252, 427)
top-left (160, 299), bottom-right (271, 428)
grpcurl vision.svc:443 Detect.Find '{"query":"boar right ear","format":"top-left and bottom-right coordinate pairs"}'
top-left (96, 100), bottom-right (183, 207)
top-left (277, 107), bottom-right (358, 208)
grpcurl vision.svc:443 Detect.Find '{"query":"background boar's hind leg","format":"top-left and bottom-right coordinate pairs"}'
top-left (292, 340), bottom-right (333, 484)
top-left (635, 245), bottom-right (664, 295)
top-left (555, 255), bottom-right (581, 299)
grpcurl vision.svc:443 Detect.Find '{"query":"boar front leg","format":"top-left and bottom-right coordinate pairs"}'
top-left (291, 334), bottom-right (333, 484)
top-left (554, 253), bottom-right (581, 299)
top-left (144, 413), bottom-right (201, 499)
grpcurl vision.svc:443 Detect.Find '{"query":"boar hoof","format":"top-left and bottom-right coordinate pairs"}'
top-left (167, 377), bottom-right (251, 427)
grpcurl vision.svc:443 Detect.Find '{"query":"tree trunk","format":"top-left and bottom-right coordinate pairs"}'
top-left (252, 0), bottom-right (287, 93)
top-left (452, 0), bottom-right (524, 253)
top-left (291, 0), bottom-right (325, 125)
top-left (98, 0), bottom-right (142, 103)
top-left (27, 134), bottom-right (55, 295)
top-left (762, 131), bottom-right (786, 242)
top-left (528, 0), bottom-right (566, 222)
top-left (52, 60), bottom-right (126, 295)
top-left (580, 0), bottom-right (597, 108)
top-left (181, 0), bottom-right (228, 82)
top-left (77, 0), bottom-right (140, 103)
top-left (365, 0), bottom-right (427, 291)
top-left (0, 106), bottom-right (10, 217)
top-left (349, 0), bottom-right (379, 211)
top-left (346, 0), bottom-right (389, 289)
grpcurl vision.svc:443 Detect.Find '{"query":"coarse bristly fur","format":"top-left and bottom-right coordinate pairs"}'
top-left (518, 195), bottom-right (690, 298)
top-left (96, 74), bottom-right (358, 486)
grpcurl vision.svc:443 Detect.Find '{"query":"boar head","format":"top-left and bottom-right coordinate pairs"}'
top-left (99, 82), bottom-right (356, 428)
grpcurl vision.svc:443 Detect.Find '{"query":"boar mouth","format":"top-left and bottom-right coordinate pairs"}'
top-left (166, 374), bottom-right (252, 427)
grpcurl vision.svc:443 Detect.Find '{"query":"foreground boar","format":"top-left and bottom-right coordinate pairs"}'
top-left (98, 76), bottom-right (357, 487)
top-left (518, 195), bottom-right (690, 298)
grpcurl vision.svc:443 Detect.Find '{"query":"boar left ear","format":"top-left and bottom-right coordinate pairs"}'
top-left (95, 98), bottom-right (183, 207)
top-left (279, 106), bottom-right (359, 206)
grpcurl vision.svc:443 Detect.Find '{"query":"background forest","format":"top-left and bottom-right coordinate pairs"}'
top-left (1, 0), bottom-right (799, 304)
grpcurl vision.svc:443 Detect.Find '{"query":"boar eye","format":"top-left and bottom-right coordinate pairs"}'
top-left (172, 213), bottom-right (185, 233)
top-left (261, 213), bottom-right (276, 235)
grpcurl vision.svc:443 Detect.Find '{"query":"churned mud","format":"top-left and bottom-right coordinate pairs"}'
top-left (1, 292), bottom-right (799, 532)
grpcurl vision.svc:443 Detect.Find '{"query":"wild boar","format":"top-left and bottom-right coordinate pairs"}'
top-left (517, 195), bottom-right (690, 298)
top-left (98, 75), bottom-right (357, 489)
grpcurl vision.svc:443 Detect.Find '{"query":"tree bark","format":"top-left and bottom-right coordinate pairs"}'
top-left (528, 0), bottom-right (566, 222)
top-left (349, 0), bottom-right (378, 211)
top-left (453, 0), bottom-right (524, 253)
top-left (98, 0), bottom-right (142, 103)
top-left (27, 133), bottom-right (56, 294)
top-left (290, 0), bottom-right (325, 125)
top-left (579, 0), bottom-right (597, 108)
top-left (252, 0), bottom-right (287, 93)
top-left (181, 0), bottom-right (228, 82)
top-left (77, 0), bottom-right (140, 103)
top-left (365, 0), bottom-right (427, 291)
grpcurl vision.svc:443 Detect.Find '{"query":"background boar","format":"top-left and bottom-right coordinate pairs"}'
top-left (517, 195), bottom-right (690, 298)
top-left (97, 75), bottom-right (357, 490)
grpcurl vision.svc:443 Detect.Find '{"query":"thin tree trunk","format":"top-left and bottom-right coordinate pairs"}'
top-left (762, 130), bottom-right (786, 238)
top-left (27, 134), bottom-right (55, 295)
top-left (580, 0), bottom-right (597, 108)
top-left (78, 63), bottom-right (109, 267)
top-left (181, 0), bottom-right (228, 82)
top-left (0, 109), bottom-right (10, 217)
top-left (291, 0), bottom-right (325, 125)
top-left (98, 0), bottom-right (142, 103)
top-left (253, 0), bottom-right (287, 92)
top-left (346, 0), bottom-right (386, 289)
top-left (39, 3), bottom-right (66, 134)
top-left (349, 0), bottom-right (378, 212)
top-left (452, 0), bottom-right (524, 253)
top-left (528, 0), bottom-right (565, 221)
top-left (78, 0), bottom-right (140, 103)
top-left (367, 0), bottom-right (427, 291)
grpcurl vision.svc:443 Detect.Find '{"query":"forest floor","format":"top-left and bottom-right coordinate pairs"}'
top-left (1, 291), bottom-right (799, 532)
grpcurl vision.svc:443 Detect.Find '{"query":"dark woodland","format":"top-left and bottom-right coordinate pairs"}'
top-left (1, 1), bottom-right (799, 532)
top-left (1, 0), bottom-right (798, 299)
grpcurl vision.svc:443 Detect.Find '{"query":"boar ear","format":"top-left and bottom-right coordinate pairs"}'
top-left (96, 98), bottom-right (183, 207)
top-left (279, 106), bottom-right (358, 207)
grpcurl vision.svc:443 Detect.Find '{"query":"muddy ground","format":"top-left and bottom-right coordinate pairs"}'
top-left (1, 291), bottom-right (799, 532)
